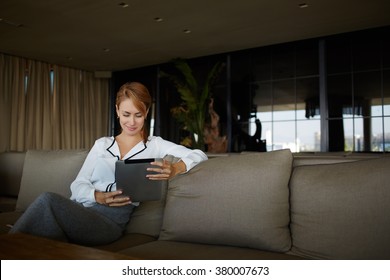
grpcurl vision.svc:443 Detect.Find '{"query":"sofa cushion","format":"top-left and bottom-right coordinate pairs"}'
top-left (125, 187), bottom-right (167, 238)
top-left (290, 156), bottom-right (390, 259)
top-left (159, 149), bottom-right (293, 252)
top-left (16, 150), bottom-right (88, 212)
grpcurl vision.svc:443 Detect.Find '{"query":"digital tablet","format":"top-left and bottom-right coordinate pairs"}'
top-left (115, 158), bottom-right (165, 202)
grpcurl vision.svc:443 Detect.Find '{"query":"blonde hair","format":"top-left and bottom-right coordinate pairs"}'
top-left (116, 82), bottom-right (152, 142)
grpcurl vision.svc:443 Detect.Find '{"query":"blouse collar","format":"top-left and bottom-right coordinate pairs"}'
top-left (106, 137), bottom-right (147, 160)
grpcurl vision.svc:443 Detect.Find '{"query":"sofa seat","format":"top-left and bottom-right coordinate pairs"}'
top-left (92, 233), bottom-right (157, 252)
top-left (118, 240), bottom-right (304, 260)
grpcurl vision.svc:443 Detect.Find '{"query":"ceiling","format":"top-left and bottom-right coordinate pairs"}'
top-left (1, 0), bottom-right (389, 72)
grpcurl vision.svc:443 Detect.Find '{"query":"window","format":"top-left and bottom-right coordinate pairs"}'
top-left (248, 40), bottom-right (320, 152)
top-left (326, 28), bottom-right (390, 152)
top-left (233, 27), bottom-right (389, 153)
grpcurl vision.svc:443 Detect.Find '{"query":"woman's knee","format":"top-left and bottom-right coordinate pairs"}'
top-left (34, 192), bottom-right (66, 206)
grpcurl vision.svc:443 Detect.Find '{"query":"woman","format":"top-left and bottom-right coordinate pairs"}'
top-left (10, 82), bottom-right (207, 245)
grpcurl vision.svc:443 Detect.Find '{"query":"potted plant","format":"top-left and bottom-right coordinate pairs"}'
top-left (159, 58), bottom-right (224, 150)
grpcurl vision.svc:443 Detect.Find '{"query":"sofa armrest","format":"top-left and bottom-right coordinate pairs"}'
top-left (0, 152), bottom-right (26, 197)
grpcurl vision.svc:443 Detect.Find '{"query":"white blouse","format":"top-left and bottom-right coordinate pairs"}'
top-left (70, 136), bottom-right (208, 207)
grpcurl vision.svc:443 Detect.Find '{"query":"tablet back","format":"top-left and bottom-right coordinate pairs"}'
top-left (115, 158), bottom-right (165, 202)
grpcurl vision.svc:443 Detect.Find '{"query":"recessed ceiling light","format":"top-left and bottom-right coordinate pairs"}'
top-left (118, 2), bottom-right (129, 8)
top-left (154, 17), bottom-right (163, 22)
top-left (183, 29), bottom-right (191, 34)
top-left (103, 48), bottom-right (110, 52)
top-left (298, 3), bottom-right (309, 8)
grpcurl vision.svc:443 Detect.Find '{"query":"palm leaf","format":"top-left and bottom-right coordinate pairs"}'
top-left (171, 58), bottom-right (198, 94)
top-left (160, 58), bottom-right (223, 149)
top-left (200, 61), bottom-right (224, 105)
top-left (176, 87), bottom-right (198, 111)
top-left (160, 70), bottom-right (197, 110)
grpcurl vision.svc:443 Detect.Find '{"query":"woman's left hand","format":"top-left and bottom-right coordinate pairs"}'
top-left (146, 160), bottom-right (186, 180)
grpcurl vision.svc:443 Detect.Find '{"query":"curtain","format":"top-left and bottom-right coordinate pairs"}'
top-left (25, 60), bottom-right (52, 150)
top-left (0, 55), bottom-right (26, 152)
top-left (0, 53), bottom-right (109, 152)
top-left (53, 66), bottom-right (109, 149)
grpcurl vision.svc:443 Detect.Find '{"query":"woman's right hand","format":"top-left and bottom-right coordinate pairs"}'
top-left (94, 190), bottom-right (131, 207)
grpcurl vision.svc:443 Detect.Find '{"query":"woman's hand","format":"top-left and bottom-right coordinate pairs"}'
top-left (94, 190), bottom-right (131, 207)
top-left (146, 160), bottom-right (186, 180)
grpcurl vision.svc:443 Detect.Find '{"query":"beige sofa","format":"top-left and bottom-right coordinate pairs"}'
top-left (1, 149), bottom-right (389, 259)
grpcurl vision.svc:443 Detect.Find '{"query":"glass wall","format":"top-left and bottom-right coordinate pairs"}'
top-left (232, 40), bottom-right (321, 152)
top-left (326, 27), bottom-right (390, 152)
top-left (112, 26), bottom-right (390, 153)
top-left (234, 26), bottom-right (390, 152)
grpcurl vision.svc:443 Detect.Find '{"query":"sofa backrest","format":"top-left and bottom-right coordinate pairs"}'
top-left (292, 152), bottom-right (386, 167)
top-left (15, 150), bottom-right (88, 212)
top-left (289, 156), bottom-right (390, 259)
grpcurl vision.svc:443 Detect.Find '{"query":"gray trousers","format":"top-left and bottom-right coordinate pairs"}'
top-left (9, 192), bottom-right (135, 246)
